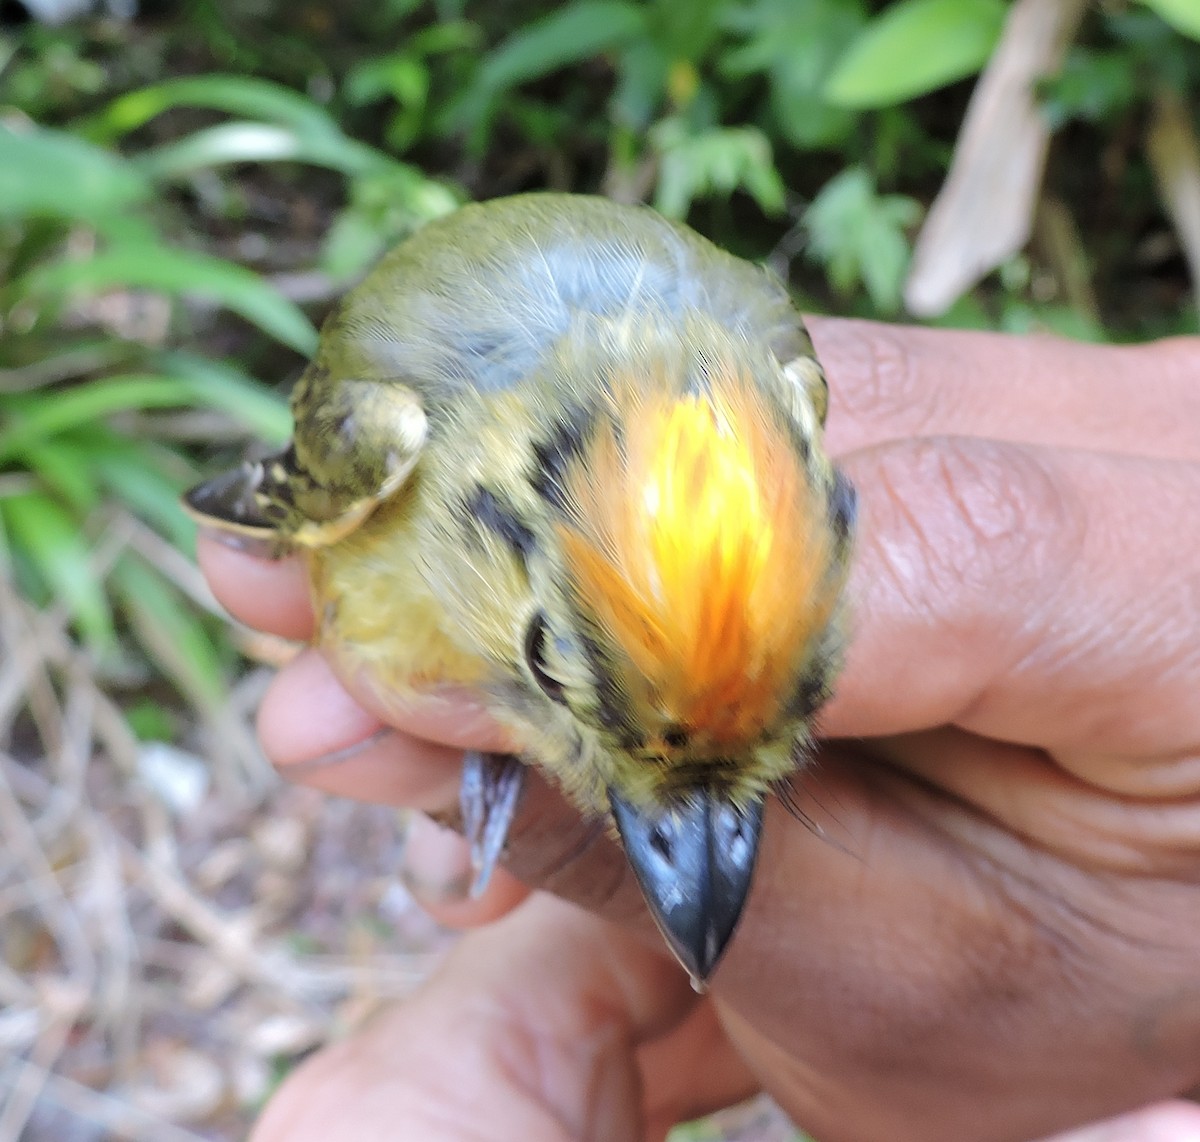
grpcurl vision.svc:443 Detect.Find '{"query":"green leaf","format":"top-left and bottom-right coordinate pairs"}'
top-left (112, 556), bottom-right (225, 710)
top-left (1039, 48), bottom-right (1139, 129)
top-left (0, 376), bottom-right (199, 462)
top-left (652, 119), bottom-right (785, 218)
top-left (0, 365), bottom-right (290, 462)
top-left (804, 167), bottom-right (922, 313)
top-left (999, 301), bottom-right (1107, 342)
top-left (453, 1), bottom-right (647, 141)
top-left (23, 246), bottom-right (318, 355)
top-left (0, 491), bottom-right (114, 654)
top-left (87, 75), bottom-right (340, 142)
top-left (824, 0), bottom-right (1006, 109)
top-left (19, 438), bottom-right (104, 514)
top-left (346, 53), bottom-right (430, 107)
top-left (1137, 0), bottom-right (1200, 41)
top-left (83, 438), bottom-right (199, 548)
top-left (319, 167), bottom-right (461, 279)
top-left (345, 54), bottom-right (431, 150)
top-left (125, 698), bottom-right (178, 742)
top-left (16, 431), bottom-right (195, 551)
top-left (722, 0), bottom-right (865, 149)
top-left (156, 353), bottom-right (292, 443)
top-left (477, 1), bottom-right (646, 91)
top-left (611, 38), bottom-right (670, 130)
top-left (650, 0), bottom-right (725, 63)
top-left (0, 124), bottom-right (151, 222)
top-left (137, 122), bottom-right (390, 182)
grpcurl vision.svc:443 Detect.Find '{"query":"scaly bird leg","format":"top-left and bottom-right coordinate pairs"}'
top-left (460, 751), bottom-right (526, 897)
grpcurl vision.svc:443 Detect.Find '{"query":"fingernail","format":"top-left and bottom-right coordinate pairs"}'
top-left (283, 727), bottom-right (397, 777)
top-left (198, 525), bottom-right (283, 560)
top-left (399, 813), bottom-right (473, 904)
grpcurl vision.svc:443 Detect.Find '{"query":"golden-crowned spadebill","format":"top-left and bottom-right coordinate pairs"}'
top-left (186, 193), bottom-right (855, 984)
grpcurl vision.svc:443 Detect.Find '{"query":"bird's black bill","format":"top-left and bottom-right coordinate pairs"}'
top-left (460, 750), bottom-right (525, 897)
top-left (608, 788), bottom-right (763, 986)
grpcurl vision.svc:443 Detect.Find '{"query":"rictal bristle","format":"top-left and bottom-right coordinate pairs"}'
top-left (560, 368), bottom-right (836, 746)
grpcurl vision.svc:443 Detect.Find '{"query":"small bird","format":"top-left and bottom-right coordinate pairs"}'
top-left (186, 194), bottom-right (855, 985)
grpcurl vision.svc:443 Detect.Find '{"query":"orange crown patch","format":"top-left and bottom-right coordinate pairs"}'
top-left (559, 367), bottom-right (837, 747)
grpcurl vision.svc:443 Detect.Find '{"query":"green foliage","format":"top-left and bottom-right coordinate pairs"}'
top-left (824, 0), bottom-right (1006, 109)
top-left (720, 0), bottom-right (866, 150)
top-left (0, 66), bottom-right (451, 706)
top-left (453, 0), bottom-right (649, 147)
top-left (652, 119), bottom-right (785, 218)
top-left (344, 21), bottom-right (479, 152)
top-left (1138, 0), bottom-right (1200, 43)
top-left (804, 167), bottom-right (922, 313)
top-left (2, 489), bottom-right (114, 654)
top-left (125, 697), bottom-right (179, 742)
top-left (0, 124), bottom-right (150, 219)
top-left (1039, 48), bottom-right (1140, 129)
top-left (25, 243), bottom-right (318, 354)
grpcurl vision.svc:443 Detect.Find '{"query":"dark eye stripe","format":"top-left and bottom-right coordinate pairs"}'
top-left (465, 486), bottom-right (536, 559)
top-left (530, 408), bottom-right (592, 512)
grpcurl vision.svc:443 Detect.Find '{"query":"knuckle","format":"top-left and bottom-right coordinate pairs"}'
top-left (859, 438), bottom-right (1085, 630)
top-left (823, 320), bottom-right (948, 433)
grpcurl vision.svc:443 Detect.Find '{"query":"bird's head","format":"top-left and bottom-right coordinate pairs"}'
top-left (458, 319), bottom-right (854, 981)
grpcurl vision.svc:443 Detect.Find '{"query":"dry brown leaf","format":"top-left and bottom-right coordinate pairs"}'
top-left (905, 0), bottom-right (1088, 316)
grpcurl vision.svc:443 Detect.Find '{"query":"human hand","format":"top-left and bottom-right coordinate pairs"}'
top-left (200, 318), bottom-right (1200, 1142)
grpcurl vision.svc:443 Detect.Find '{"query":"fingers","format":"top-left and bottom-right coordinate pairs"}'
top-left (250, 893), bottom-right (750, 1142)
top-left (862, 728), bottom-right (1200, 877)
top-left (257, 649), bottom-right (462, 810)
top-left (197, 533), bottom-right (313, 640)
top-left (810, 319), bottom-right (1200, 462)
top-left (258, 649), bottom-right (535, 925)
top-left (822, 435), bottom-right (1200, 769)
top-left (258, 650), bottom-right (624, 928)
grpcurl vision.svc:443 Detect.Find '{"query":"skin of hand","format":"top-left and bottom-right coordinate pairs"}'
top-left (199, 317), bottom-right (1200, 1142)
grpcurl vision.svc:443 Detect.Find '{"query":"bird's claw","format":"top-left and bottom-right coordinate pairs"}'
top-left (460, 751), bottom-right (525, 897)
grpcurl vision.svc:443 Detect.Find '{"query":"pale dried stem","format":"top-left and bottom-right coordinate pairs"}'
top-left (1147, 88), bottom-right (1200, 323)
top-left (5, 1064), bottom-right (210, 1142)
top-left (905, 0), bottom-right (1089, 315)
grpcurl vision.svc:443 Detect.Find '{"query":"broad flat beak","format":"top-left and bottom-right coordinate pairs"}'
top-left (608, 788), bottom-right (763, 985)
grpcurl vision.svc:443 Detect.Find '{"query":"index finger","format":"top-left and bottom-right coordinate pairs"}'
top-left (811, 319), bottom-right (1200, 461)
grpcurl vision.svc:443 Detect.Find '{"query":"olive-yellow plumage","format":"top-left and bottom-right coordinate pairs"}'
top-left (186, 193), bottom-right (855, 982)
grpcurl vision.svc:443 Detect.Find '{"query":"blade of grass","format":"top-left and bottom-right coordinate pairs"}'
top-left (0, 491), bottom-right (115, 655)
top-left (111, 555), bottom-right (226, 711)
top-left (22, 248), bottom-right (318, 356)
top-left (0, 376), bottom-right (204, 462)
top-left (84, 75), bottom-right (341, 143)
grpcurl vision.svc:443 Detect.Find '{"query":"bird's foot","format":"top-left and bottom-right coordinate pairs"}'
top-left (460, 751), bottom-right (526, 897)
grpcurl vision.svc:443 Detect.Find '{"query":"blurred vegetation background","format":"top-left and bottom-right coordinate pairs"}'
top-left (1, 0), bottom-right (1198, 1138)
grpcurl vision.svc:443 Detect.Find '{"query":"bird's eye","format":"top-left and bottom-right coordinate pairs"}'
top-left (524, 612), bottom-right (567, 705)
